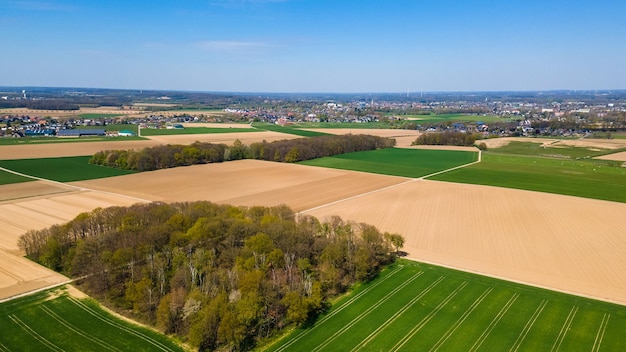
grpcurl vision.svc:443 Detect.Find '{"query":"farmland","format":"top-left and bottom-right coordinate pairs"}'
top-left (0, 286), bottom-right (185, 352)
top-left (430, 142), bottom-right (626, 203)
top-left (1, 130), bottom-right (626, 350)
top-left (300, 148), bottom-right (478, 178)
top-left (0, 156), bottom-right (136, 182)
top-left (140, 126), bottom-right (256, 136)
top-left (393, 113), bottom-right (509, 124)
top-left (268, 259), bottom-right (625, 352)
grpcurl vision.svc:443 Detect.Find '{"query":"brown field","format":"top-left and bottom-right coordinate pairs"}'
top-left (2, 132), bottom-right (626, 306)
top-left (596, 150), bottom-right (626, 162)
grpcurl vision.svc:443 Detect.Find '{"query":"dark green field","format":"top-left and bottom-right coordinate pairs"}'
top-left (0, 287), bottom-right (184, 352)
top-left (299, 148), bottom-right (478, 178)
top-left (140, 127), bottom-right (255, 136)
top-left (266, 259), bottom-right (626, 352)
top-left (430, 143), bottom-right (626, 203)
top-left (0, 169), bottom-right (33, 185)
top-left (0, 156), bottom-right (136, 182)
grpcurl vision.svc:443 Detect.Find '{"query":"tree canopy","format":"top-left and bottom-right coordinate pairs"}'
top-left (19, 201), bottom-right (404, 351)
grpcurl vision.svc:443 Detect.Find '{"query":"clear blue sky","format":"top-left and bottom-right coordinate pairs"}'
top-left (1, 0), bottom-right (625, 93)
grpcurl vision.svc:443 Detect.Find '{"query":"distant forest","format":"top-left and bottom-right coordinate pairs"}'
top-left (19, 202), bottom-right (404, 351)
top-left (89, 134), bottom-right (396, 171)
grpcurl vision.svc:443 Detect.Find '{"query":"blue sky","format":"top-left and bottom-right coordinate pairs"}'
top-left (1, 0), bottom-right (625, 93)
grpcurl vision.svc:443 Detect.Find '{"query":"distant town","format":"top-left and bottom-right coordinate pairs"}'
top-left (1, 87), bottom-right (625, 140)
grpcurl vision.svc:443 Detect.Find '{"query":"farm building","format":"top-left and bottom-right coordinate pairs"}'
top-left (57, 129), bottom-right (106, 137)
top-left (24, 129), bottom-right (56, 137)
top-left (118, 130), bottom-right (136, 137)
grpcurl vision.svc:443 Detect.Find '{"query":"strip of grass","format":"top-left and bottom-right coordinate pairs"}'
top-left (0, 156), bottom-right (136, 182)
top-left (140, 127), bottom-right (256, 136)
top-left (266, 259), bottom-right (626, 352)
top-left (299, 148), bottom-right (478, 178)
top-left (0, 287), bottom-right (184, 352)
top-left (253, 123), bottom-right (333, 137)
top-left (0, 136), bottom-right (145, 145)
top-left (0, 169), bottom-right (33, 185)
top-left (392, 113), bottom-right (513, 124)
top-left (429, 153), bottom-right (626, 203)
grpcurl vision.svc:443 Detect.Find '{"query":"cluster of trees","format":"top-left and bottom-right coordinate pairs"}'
top-left (89, 134), bottom-right (395, 171)
top-left (19, 202), bottom-right (404, 351)
top-left (247, 134), bottom-right (395, 162)
top-left (412, 131), bottom-right (482, 147)
top-left (90, 142), bottom-right (227, 171)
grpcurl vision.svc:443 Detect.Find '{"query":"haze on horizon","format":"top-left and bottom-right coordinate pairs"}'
top-left (2, 0), bottom-right (625, 93)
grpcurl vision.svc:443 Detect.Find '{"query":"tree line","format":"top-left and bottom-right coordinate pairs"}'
top-left (19, 201), bottom-right (404, 351)
top-left (89, 134), bottom-right (395, 171)
top-left (412, 131), bottom-right (482, 147)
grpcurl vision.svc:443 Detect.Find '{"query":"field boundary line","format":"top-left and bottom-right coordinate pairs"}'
top-left (468, 292), bottom-right (520, 352)
top-left (273, 264), bottom-right (406, 352)
top-left (299, 148), bottom-right (481, 215)
top-left (591, 313), bottom-right (610, 352)
top-left (8, 314), bottom-right (64, 352)
top-left (550, 306), bottom-right (578, 352)
top-left (68, 297), bottom-right (175, 352)
top-left (39, 304), bottom-right (121, 352)
top-left (429, 287), bottom-right (494, 352)
top-left (351, 276), bottom-right (446, 351)
top-left (311, 271), bottom-right (425, 352)
top-left (390, 281), bottom-right (468, 352)
top-left (509, 299), bottom-right (548, 352)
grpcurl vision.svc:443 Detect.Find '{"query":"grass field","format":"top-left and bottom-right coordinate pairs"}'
top-left (0, 136), bottom-right (145, 145)
top-left (140, 127), bottom-right (256, 136)
top-left (266, 259), bottom-right (626, 352)
top-left (299, 148), bottom-right (478, 178)
top-left (430, 146), bottom-right (626, 203)
top-left (77, 124), bottom-right (139, 134)
top-left (0, 156), bottom-right (136, 182)
top-left (0, 287), bottom-right (185, 352)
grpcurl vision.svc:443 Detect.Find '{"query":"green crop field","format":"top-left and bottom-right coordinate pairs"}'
top-left (299, 148), bottom-right (478, 178)
top-left (0, 136), bottom-right (145, 145)
top-left (0, 287), bottom-right (185, 352)
top-left (0, 169), bottom-right (33, 185)
top-left (139, 127), bottom-right (256, 136)
top-left (430, 144), bottom-right (626, 203)
top-left (266, 259), bottom-right (626, 352)
top-left (0, 156), bottom-right (136, 183)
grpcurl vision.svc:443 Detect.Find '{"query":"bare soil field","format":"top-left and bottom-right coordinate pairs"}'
top-left (596, 150), bottom-right (626, 162)
top-left (0, 249), bottom-right (69, 301)
top-left (70, 160), bottom-right (408, 210)
top-left (0, 131), bottom-right (296, 160)
top-left (303, 180), bottom-right (626, 305)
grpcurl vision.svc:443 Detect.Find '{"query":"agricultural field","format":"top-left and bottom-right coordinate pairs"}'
top-left (0, 156), bottom-right (136, 183)
top-left (77, 113), bottom-right (125, 119)
top-left (430, 142), bottom-right (626, 203)
top-left (252, 123), bottom-right (332, 137)
top-left (0, 286), bottom-right (185, 352)
top-left (0, 169), bottom-right (32, 185)
top-left (140, 126), bottom-right (256, 136)
top-left (300, 148), bottom-right (478, 178)
top-left (267, 259), bottom-right (625, 352)
top-left (392, 113), bottom-right (510, 124)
